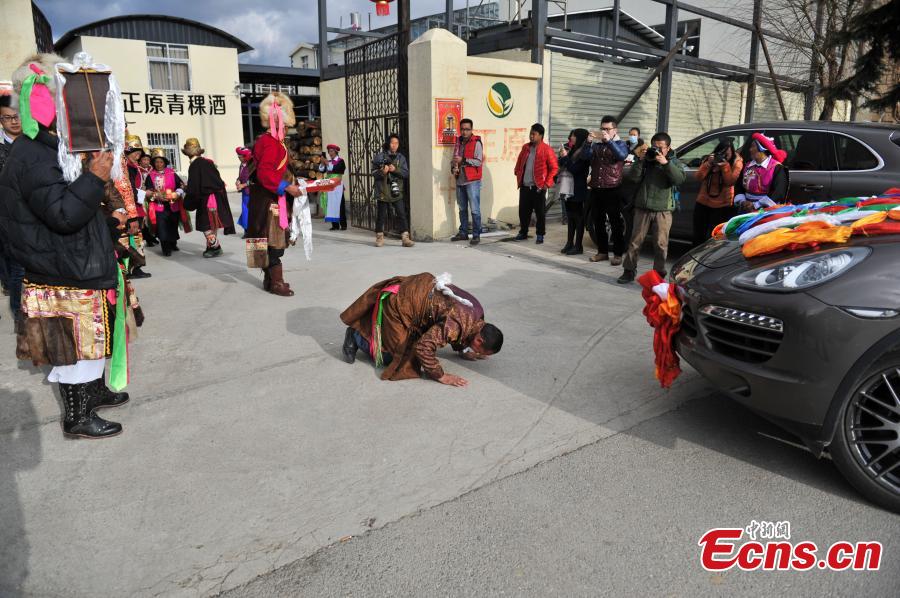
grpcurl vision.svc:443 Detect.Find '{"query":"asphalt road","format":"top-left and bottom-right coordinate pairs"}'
top-left (1, 195), bottom-right (897, 597)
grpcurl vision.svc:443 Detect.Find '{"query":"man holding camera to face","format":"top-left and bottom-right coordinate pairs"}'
top-left (579, 115), bottom-right (629, 264)
top-left (617, 132), bottom-right (685, 284)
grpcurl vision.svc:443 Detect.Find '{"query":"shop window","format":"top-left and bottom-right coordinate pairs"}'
top-left (147, 43), bottom-right (191, 91)
top-left (146, 133), bottom-right (180, 171)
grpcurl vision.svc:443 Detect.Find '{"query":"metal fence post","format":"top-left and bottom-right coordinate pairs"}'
top-left (612, 0), bottom-right (620, 40)
top-left (317, 0), bottom-right (329, 73)
top-left (656, 1), bottom-right (678, 133)
top-left (804, 0), bottom-right (824, 120)
top-left (745, 0), bottom-right (761, 122)
top-left (530, 0), bottom-right (547, 65)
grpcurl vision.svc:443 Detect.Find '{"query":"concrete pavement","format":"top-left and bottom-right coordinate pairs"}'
top-left (2, 195), bottom-right (895, 597)
top-left (0, 195), bottom-right (706, 597)
top-left (225, 396), bottom-right (900, 597)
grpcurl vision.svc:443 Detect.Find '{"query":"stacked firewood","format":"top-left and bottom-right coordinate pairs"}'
top-left (287, 119), bottom-right (324, 180)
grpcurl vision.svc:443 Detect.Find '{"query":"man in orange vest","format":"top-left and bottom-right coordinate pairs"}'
top-left (450, 118), bottom-right (484, 246)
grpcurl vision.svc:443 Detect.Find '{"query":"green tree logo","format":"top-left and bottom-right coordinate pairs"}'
top-left (487, 82), bottom-right (514, 118)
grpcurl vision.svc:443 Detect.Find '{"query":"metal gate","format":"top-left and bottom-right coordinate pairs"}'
top-left (345, 33), bottom-right (409, 232)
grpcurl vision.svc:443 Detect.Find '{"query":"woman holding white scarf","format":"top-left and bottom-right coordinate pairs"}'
top-left (245, 92), bottom-right (303, 297)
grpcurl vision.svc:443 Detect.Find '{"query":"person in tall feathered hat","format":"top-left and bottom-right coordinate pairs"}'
top-left (181, 137), bottom-right (235, 257)
top-left (734, 132), bottom-right (790, 211)
top-left (0, 52), bottom-right (135, 439)
top-left (244, 92), bottom-right (312, 297)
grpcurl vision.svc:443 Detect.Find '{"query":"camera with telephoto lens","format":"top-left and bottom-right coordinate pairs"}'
top-left (713, 149), bottom-right (728, 163)
top-left (378, 155), bottom-right (402, 199)
top-left (645, 146), bottom-right (659, 161)
top-left (389, 178), bottom-right (401, 199)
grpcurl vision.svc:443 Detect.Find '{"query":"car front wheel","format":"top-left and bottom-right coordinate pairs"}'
top-left (831, 352), bottom-right (900, 513)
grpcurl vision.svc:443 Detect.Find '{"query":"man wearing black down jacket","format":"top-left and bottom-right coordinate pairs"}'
top-left (0, 53), bottom-right (127, 439)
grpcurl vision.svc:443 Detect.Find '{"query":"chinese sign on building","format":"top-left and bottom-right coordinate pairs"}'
top-left (435, 98), bottom-right (462, 146)
top-left (122, 93), bottom-right (227, 115)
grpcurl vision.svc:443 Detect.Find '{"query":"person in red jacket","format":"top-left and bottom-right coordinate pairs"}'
top-left (245, 92), bottom-right (303, 296)
top-left (513, 123), bottom-right (558, 244)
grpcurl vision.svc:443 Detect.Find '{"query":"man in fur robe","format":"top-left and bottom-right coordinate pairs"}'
top-left (340, 272), bottom-right (503, 386)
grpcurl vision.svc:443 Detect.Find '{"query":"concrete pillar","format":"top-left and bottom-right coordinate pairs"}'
top-left (407, 29), bottom-right (468, 241)
top-left (0, 0), bottom-right (38, 80)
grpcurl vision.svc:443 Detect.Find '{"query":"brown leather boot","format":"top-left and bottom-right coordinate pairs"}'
top-left (401, 232), bottom-right (415, 247)
top-left (263, 268), bottom-right (272, 292)
top-left (268, 264), bottom-right (294, 296)
top-left (375, 232), bottom-right (384, 247)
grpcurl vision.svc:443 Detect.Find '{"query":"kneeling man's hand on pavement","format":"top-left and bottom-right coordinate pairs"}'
top-left (438, 373), bottom-right (469, 387)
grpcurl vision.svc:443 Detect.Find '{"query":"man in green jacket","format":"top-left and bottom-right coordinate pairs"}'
top-left (618, 132), bottom-right (685, 284)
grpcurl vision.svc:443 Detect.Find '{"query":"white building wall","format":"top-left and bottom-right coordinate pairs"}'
top-left (0, 0), bottom-right (37, 80)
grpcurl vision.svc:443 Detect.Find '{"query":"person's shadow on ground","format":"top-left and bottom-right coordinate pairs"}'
top-left (0, 391), bottom-right (42, 597)
top-left (286, 306), bottom-right (345, 362)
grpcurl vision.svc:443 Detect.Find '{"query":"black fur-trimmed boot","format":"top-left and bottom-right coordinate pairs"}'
top-left (59, 383), bottom-right (122, 439)
top-left (87, 378), bottom-right (130, 410)
top-left (342, 327), bottom-right (358, 364)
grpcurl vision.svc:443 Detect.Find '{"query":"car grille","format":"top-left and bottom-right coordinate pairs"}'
top-left (698, 305), bottom-right (784, 363)
top-left (680, 305), bottom-right (698, 338)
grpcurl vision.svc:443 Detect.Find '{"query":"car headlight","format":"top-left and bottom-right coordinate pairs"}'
top-left (732, 248), bottom-right (870, 292)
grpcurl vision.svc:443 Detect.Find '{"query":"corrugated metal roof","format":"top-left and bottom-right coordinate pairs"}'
top-left (54, 15), bottom-right (252, 54)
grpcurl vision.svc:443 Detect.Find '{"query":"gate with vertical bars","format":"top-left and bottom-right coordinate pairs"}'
top-left (344, 33), bottom-right (409, 232)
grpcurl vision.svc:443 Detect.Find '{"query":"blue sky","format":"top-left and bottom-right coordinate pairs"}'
top-left (36, 0), bottom-right (745, 67)
top-left (36, 0), bottom-right (462, 66)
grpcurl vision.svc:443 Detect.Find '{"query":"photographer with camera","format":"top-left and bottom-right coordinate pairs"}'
top-left (372, 133), bottom-right (413, 248)
top-left (578, 115), bottom-right (629, 264)
top-left (692, 140), bottom-right (742, 247)
top-left (617, 132), bottom-right (685, 284)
